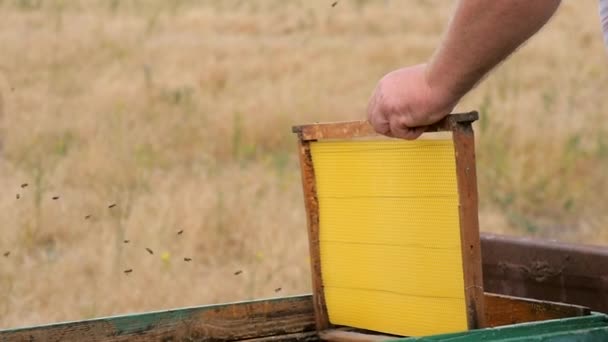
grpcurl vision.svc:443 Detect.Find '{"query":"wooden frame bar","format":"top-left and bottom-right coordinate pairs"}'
top-left (293, 112), bottom-right (486, 332)
top-left (452, 117), bottom-right (486, 329)
top-left (292, 111), bottom-right (479, 141)
top-left (297, 139), bottom-right (331, 331)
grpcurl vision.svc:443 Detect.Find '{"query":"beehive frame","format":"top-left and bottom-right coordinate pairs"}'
top-left (292, 112), bottom-right (485, 333)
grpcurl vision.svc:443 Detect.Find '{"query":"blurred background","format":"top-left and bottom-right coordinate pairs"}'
top-left (0, 0), bottom-right (607, 329)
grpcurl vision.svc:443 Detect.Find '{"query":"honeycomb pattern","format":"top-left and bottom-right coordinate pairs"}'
top-left (310, 139), bottom-right (466, 336)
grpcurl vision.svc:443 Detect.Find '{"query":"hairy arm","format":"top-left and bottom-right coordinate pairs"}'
top-left (367, 0), bottom-right (561, 139)
top-left (427, 0), bottom-right (561, 104)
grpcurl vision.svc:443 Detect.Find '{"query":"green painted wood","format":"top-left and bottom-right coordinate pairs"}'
top-left (390, 313), bottom-right (608, 342)
top-left (0, 295), bottom-right (316, 342)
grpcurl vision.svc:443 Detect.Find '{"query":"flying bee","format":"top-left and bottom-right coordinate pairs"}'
top-left (331, 1), bottom-right (338, 7)
top-left (234, 270), bottom-right (242, 276)
top-left (124, 240), bottom-right (130, 244)
top-left (184, 258), bottom-right (192, 262)
top-left (3, 251), bottom-right (9, 257)
top-left (16, 194), bottom-right (20, 199)
top-left (84, 215), bottom-right (91, 220)
top-left (108, 204), bottom-right (116, 209)
top-left (52, 196), bottom-right (60, 200)
top-left (274, 287), bottom-right (282, 293)
top-left (124, 269), bottom-right (133, 274)
top-left (177, 230), bottom-right (183, 235)
top-left (21, 183), bottom-right (28, 188)
top-left (145, 248), bottom-right (154, 255)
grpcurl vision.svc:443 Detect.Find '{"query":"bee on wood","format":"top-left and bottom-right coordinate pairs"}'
top-left (145, 248), bottom-right (154, 255)
top-left (274, 287), bottom-right (282, 293)
top-left (184, 257), bottom-right (192, 262)
top-left (21, 183), bottom-right (28, 188)
top-left (3, 251), bottom-right (9, 257)
top-left (108, 204), bottom-right (116, 209)
top-left (177, 230), bottom-right (183, 235)
top-left (52, 196), bottom-right (60, 200)
top-left (16, 194), bottom-right (20, 199)
top-left (123, 240), bottom-right (130, 244)
top-left (84, 215), bottom-right (91, 220)
top-left (124, 269), bottom-right (133, 274)
top-left (234, 270), bottom-right (242, 276)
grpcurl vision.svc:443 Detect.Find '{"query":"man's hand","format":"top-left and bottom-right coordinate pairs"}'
top-left (366, 64), bottom-right (458, 140)
top-left (367, 1), bottom-right (560, 140)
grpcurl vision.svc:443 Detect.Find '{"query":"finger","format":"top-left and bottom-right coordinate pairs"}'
top-left (371, 115), bottom-right (392, 137)
top-left (367, 95), bottom-right (392, 136)
top-left (400, 108), bottom-right (454, 128)
top-left (394, 125), bottom-right (426, 140)
top-left (389, 115), bottom-right (426, 140)
top-left (388, 115), bottom-right (411, 139)
top-left (401, 126), bottom-right (426, 140)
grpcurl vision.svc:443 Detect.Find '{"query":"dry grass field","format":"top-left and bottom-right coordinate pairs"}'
top-left (0, 0), bottom-right (607, 329)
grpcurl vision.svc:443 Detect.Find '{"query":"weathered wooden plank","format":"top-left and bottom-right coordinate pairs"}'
top-left (0, 295), bottom-right (315, 342)
top-left (242, 331), bottom-right (319, 341)
top-left (481, 232), bottom-right (608, 314)
top-left (297, 139), bottom-right (331, 331)
top-left (484, 292), bottom-right (590, 327)
top-left (291, 112), bottom-right (478, 141)
top-left (452, 117), bottom-right (486, 330)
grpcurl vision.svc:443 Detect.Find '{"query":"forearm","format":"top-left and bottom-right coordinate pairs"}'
top-left (427, 0), bottom-right (561, 100)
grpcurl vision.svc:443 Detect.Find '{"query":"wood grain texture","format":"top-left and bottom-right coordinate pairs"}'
top-left (297, 138), bottom-right (331, 331)
top-left (243, 331), bottom-right (320, 341)
top-left (0, 295), bottom-right (315, 342)
top-left (452, 120), bottom-right (486, 329)
top-left (481, 232), bottom-right (608, 314)
top-left (292, 112), bottom-right (478, 141)
top-left (484, 293), bottom-right (590, 327)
